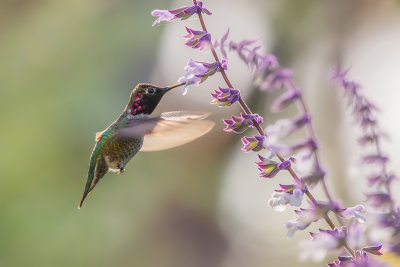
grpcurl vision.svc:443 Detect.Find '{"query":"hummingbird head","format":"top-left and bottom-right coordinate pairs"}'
top-left (127, 83), bottom-right (184, 115)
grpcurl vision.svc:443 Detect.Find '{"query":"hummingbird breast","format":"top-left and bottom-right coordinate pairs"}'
top-left (103, 136), bottom-right (144, 172)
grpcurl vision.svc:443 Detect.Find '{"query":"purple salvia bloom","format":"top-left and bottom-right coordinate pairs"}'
top-left (183, 27), bottom-right (211, 50)
top-left (278, 159), bottom-right (292, 170)
top-left (358, 133), bottom-right (379, 145)
top-left (362, 245), bottom-right (383, 256)
top-left (254, 54), bottom-right (280, 80)
top-left (329, 250), bottom-right (384, 267)
top-left (260, 68), bottom-right (293, 91)
top-left (223, 113), bottom-right (263, 133)
top-left (241, 135), bottom-right (266, 152)
top-left (270, 88), bottom-right (301, 112)
top-left (301, 168), bottom-right (326, 188)
top-left (219, 29), bottom-right (230, 58)
top-left (275, 184), bottom-right (295, 193)
top-left (286, 220), bottom-right (309, 238)
top-left (341, 205), bottom-right (366, 223)
top-left (300, 229), bottom-right (341, 261)
top-left (220, 58), bottom-right (228, 70)
top-left (362, 154), bottom-right (389, 165)
top-left (265, 113), bottom-right (311, 142)
top-left (211, 86), bottom-right (240, 107)
top-left (269, 188), bottom-right (304, 212)
top-left (270, 138), bottom-right (318, 156)
top-left (178, 59), bottom-right (226, 94)
top-left (151, 1), bottom-right (211, 26)
top-left (256, 154), bottom-right (279, 178)
top-left (365, 192), bottom-right (392, 208)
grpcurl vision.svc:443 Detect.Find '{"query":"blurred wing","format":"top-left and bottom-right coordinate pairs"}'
top-left (117, 111), bottom-right (214, 151)
top-left (141, 119), bottom-right (214, 151)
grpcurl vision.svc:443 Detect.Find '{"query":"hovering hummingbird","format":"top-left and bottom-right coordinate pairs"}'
top-left (78, 83), bottom-right (215, 209)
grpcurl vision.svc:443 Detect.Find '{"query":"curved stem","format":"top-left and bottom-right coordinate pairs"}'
top-left (192, 0), bottom-right (354, 258)
top-left (286, 79), bottom-right (345, 226)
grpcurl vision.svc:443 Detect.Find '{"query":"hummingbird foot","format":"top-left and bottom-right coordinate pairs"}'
top-left (119, 167), bottom-right (124, 174)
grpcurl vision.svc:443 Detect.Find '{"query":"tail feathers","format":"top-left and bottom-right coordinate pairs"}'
top-left (78, 157), bottom-right (107, 209)
top-left (78, 164), bottom-right (96, 209)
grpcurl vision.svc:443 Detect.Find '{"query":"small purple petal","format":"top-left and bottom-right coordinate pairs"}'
top-left (270, 88), bottom-right (301, 112)
top-left (151, 2), bottom-right (211, 26)
top-left (241, 135), bottom-right (266, 152)
top-left (184, 27), bottom-right (211, 50)
top-left (362, 245), bottom-right (383, 256)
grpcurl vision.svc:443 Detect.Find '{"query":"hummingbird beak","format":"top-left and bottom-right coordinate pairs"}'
top-left (164, 82), bottom-right (185, 92)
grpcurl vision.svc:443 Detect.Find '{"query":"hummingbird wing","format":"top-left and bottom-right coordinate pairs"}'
top-left (117, 111), bottom-right (215, 151)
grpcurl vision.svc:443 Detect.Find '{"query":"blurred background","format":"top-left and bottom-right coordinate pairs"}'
top-left (1, 0), bottom-right (400, 266)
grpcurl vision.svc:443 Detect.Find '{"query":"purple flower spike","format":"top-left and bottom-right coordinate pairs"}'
top-left (241, 135), bottom-right (266, 152)
top-left (211, 86), bottom-right (240, 107)
top-left (223, 113), bottom-right (263, 133)
top-left (151, 1), bottom-right (211, 26)
top-left (184, 27), bottom-right (211, 50)
top-left (270, 88), bottom-right (301, 113)
top-left (256, 154), bottom-right (279, 178)
top-left (362, 245), bottom-right (383, 256)
top-left (178, 60), bottom-right (226, 94)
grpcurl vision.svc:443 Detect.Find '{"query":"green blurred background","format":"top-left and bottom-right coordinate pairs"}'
top-left (0, 1), bottom-right (227, 266)
top-left (1, 0), bottom-right (400, 266)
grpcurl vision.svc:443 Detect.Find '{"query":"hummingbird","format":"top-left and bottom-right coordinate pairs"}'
top-left (78, 82), bottom-right (215, 209)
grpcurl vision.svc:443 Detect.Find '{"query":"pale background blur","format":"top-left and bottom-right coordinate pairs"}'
top-left (1, 0), bottom-right (400, 266)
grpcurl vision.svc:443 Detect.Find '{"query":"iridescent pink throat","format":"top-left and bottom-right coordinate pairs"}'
top-left (129, 94), bottom-right (147, 115)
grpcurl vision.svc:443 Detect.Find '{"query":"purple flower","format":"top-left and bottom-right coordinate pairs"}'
top-left (183, 27), bottom-right (211, 50)
top-left (301, 168), bottom-right (326, 188)
top-left (286, 219), bottom-right (309, 237)
top-left (329, 250), bottom-right (384, 267)
top-left (300, 229), bottom-right (341, 261)
top-left (256, 154), bottom-right (279, 178)
top-left (223, 113), bottom-right (263, 133)
top-left (260, 68), bottom-right (293, 91)
top-left (241, 135), bottom-right (266, 152)
top-left (269, 187), bottom-right (304, 211)
top-left (365, 193), bottom-right (392, 208)
top-left (362, 245), bottom-right (383, 256)
top-left (211, 86), bottom-right (240, 107)
top-left (265, 113), bottom-right (311, 142)
top-left (341, 205), bottom-right (366, 223)
top-left (268, 138), bottom-right (318, 156)
top-left (270, 88), bottom-right (301, 112)
top-left (362, 154), bottom-right (389, 165)
top-left (151, 1), bottom-right (211, 26)
top-left (358, 134), bottom-right (379, 145)
top-left (178, 59), bottom-right (227, 94)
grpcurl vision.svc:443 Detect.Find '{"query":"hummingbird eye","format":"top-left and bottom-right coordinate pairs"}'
top-left (147, 87), bottom-right (155, 95)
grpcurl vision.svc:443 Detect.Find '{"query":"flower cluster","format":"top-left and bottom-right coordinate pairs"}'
top-left (150, 1), bottom-right (389, 266)
top-left (333, 66), bottom-right (399, 255)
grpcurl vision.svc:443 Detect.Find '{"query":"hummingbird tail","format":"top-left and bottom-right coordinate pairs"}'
top-left (78, 157), bottom-right (107, 209)
top-left (78, 193), bottom-right (89, 209)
